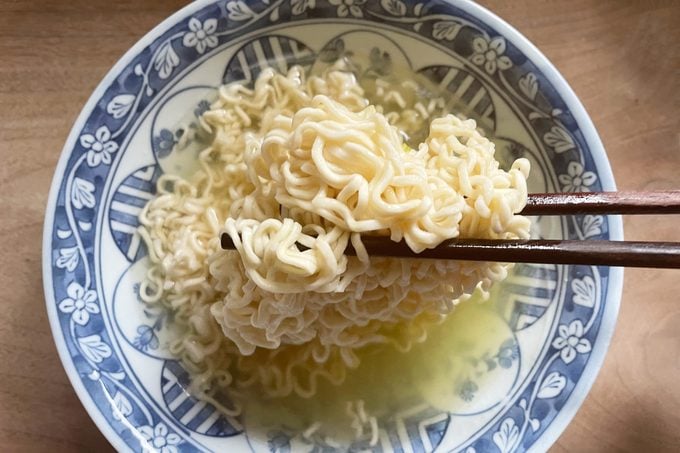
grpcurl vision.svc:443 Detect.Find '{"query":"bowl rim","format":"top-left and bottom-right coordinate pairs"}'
top-left (463, 3), bottom-right (623, 451)
top-left (42, 1), bottom-right (623, 451)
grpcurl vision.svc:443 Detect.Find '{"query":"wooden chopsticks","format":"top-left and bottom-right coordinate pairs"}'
top-left (318, 237), bottom-right (680, 269)
top-left (220, 191), bottom-right (680, 269)
top-left (520, 190), bottom-right (680, 215)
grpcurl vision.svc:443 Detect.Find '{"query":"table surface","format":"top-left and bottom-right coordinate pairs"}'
top-left (1, 0), bottom-right (679, 451)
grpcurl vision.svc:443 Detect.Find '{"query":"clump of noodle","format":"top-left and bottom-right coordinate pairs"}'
top-left (214, 91), bottom-right (529, 358)
top-left (138, 62), bottom-right (530, 401)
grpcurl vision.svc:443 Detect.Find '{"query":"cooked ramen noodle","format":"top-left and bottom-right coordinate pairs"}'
top-left (138, 60), bottom-right (530, 404)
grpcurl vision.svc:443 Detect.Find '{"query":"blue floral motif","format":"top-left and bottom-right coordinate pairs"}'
top-left (552, 320), bottom-right (592, 364)
top-left (518, 72), bottom-right (538, 101)
top-left (112, 391), bottom-right (133, 421)
top-left (58, 282), bottom-right (99, 326)
top-left (477, 338), bottom-right (519, 372)
top-left (138, 422), bottom-right (182, 453)
top-left (194, 100), bottom-right (211, 118)
top-left (319, 38), bottom-right (347, 63)
top-left (154, 43), bottom-right (181, 80)
top-left (79, 126), bottom-right (118, 167)
top-left (107, 94), bottom-right (136, 119)
top-left (582, 215), bottom-right (604, 238)
top-left (329, 0), bottom-right (366, 18)
top-left (70, 177), bottom-right (96, 210)
top-left (368, 47), bottom-right (393, 76)
top-left (497, 338), bottom-right (519, 369)
top-left (543, 126), bottom-right (576, 154)
top-left (291, 0), bottom-right (316, 15)
top-left (572, 276), bottom-right (597, 308)
top-left (380, 0), bottom-right (406, 17)
top-left (493, 418), bottom-right (519, 453)
top-left (537, 372), bottom-right (567, 399)
top-left (225, 1), bottom-right (256, 21)
top-left (153, 129), bottom-right (177, 159)
top-left (559, 161), bottom-right (597, 192)
top-left (459, 379), bottom-right (478, 402)
top-left (133, 325), bottom-right (160, 351)
top-left (268, 430), bottom-right (292, 453)
top-left (470, 36), bottom-right (512, 75)
top-left (56, 246), bottom-right (80, 272)
top-left (78, 334), bottom-right (112, 364)
top-left (182, 18), bottom-right (219, 54)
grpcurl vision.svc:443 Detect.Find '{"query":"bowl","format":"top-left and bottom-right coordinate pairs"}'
top-left (43, 1), bottom-right (623, 451)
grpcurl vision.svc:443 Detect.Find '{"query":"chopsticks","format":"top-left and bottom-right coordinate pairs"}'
top-left (312, 238), bottom-right (680, 269)
top-left (220, 190), bottom-right (680, 269)
top-left (520, 190), bottom-right (680, 215)
top-left (220, 235), bottom-right (680, 269)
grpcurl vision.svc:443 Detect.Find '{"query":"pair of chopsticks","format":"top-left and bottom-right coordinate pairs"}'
top-left (221, 191), bottom-right (680, 268)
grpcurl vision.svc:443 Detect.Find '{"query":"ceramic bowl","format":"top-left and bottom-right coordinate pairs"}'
top-left (43, 1), bottom-right (623, 451)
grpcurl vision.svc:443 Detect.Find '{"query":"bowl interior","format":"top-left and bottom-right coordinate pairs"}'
top-left (44, 1), bottom-right (622, 452)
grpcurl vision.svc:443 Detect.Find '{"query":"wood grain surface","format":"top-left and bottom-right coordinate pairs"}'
top-left (0, 0), bottom-right (678, 451)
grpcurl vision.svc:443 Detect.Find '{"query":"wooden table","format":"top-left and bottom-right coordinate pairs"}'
top-left (1, 0), bottom-right (678, 451)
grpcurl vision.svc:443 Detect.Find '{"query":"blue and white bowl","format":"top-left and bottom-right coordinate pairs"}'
top-left (43, 1), bottom-right (623, 451)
